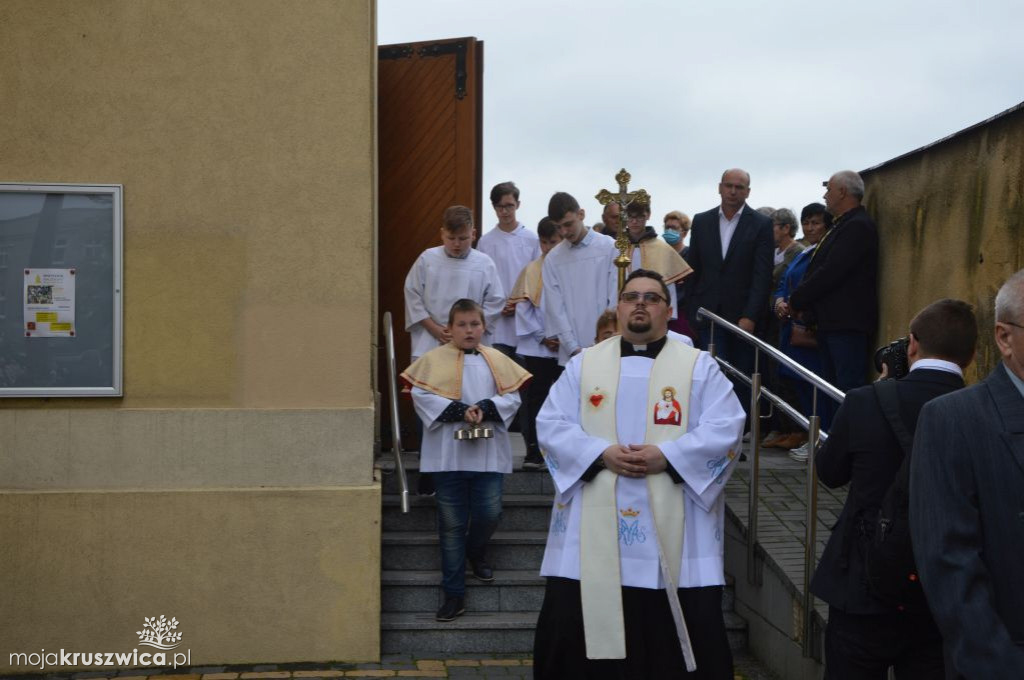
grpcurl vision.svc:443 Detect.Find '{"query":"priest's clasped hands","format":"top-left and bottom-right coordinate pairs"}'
top-left (601, 444), bottom-right (668, 478)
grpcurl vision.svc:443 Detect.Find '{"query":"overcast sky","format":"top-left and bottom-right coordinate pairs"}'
top-left (379, 0), bottom-right (1024, 237)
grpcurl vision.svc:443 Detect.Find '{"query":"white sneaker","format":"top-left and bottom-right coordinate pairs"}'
top-left (788, 442), bottom-right (810, 462)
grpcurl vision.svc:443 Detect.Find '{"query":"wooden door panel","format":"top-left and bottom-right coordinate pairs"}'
top-left (378, 37), bottom-right (483, 450)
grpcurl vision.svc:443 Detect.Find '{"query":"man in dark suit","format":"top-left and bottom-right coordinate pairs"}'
top-left (813, 299), bottom-right (978, 679)
top-left (685, 168), bottom-right (774, 417)
top-left (787, 170), bottom-right (879, 411)
top-left (911, 270), bottom-right (1024, 678)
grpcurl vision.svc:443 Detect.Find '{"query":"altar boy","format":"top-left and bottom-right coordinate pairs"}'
top-left (404, 205), bottom-right (505, 360)
top-left (401, 299), bottom-right (531, 622)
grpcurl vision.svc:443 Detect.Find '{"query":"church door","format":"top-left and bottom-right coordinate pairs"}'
top-left (377, 36), bottom-right (484, 450)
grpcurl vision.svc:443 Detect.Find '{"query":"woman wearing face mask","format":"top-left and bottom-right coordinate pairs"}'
top-left (663, 211), bottom-right (696, 340)
top-left (662, 210), bottom-right (690, 258)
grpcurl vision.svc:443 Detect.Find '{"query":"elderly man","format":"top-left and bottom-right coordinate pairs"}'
top-left (910, 269), bottom-right (1024, 678)
top-left (596, 201), bottom-right (621, 235)
top-left (788, 171), bottom-right (879, 403)
top-left (534, 269), bottom-right (745, 680)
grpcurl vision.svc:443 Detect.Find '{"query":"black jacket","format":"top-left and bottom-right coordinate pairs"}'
top-left (811, 367), bottom-right (965, 614)
top-left (910, 366), bottom-right (1024, 677)
top-left (788, 205), bottom-right (878, 335)
top-left (684, 204), bottom-right (773, 328)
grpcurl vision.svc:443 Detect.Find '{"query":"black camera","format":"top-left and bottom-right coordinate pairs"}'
top-left (874, 337), bottom-right (910, 380)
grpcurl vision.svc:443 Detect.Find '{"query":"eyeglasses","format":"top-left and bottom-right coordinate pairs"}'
top-left (1002, 320), bottom-right (1024, 330)
top-left (494, 202), bottom-right (518, 212)
top-left (619, 291), bottom-right (668, 305)
top-left (626, 214), bottom-right (647, 222)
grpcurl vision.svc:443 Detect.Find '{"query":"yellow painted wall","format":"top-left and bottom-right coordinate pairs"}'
top-left (0, 0), bottom-right (375, 409)
top-left (1, 488), bottom-right (381, 666)
top-left (0, 0), bottom-right (381, 667)
top-left (862, 106), bottom-right (1024, 381)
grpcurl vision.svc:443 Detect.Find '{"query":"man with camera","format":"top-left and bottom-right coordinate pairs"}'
top-left (811, 299), bottom-right (978, 679)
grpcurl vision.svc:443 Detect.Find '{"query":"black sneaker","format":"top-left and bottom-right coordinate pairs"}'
top-left (469, 559), bottom-right (494, 582)
top-left (435, 595), bottom-right (465, 622)
top-left (522, 453), bottom-right (544, 470)
top-left (417, 473), bottom-right (435, 497)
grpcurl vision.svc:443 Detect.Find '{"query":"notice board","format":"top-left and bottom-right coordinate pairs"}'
top-left (0, 184), bottom-right (123, 397)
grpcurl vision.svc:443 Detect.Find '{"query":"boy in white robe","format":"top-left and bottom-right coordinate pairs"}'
top-left (509, 217), bottom-right (562, 470)
top-left (401, 299), bottom-right (531, 622)
top-left (533, 270), bottom-right (744, 680)
top-left (476, 181), bottom-right (540, 358)
top-left (403, 205), bottom-right (505, 361)
top-left (624, 202), bottom-right (693, 320)
top-left (542, 192), bottom-right (619, 366)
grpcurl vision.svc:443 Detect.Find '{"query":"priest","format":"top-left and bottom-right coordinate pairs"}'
top-left (534, 269), bottom-right (744, 680)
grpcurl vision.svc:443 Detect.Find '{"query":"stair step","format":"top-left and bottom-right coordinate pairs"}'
top-left (382, 531), bottom-right (548, 571)
top-left (382, 493), bottom-right (554, 532)
top-left (380, 609), bottom-right (749, 655)
top-left (381, 611), bottom-right (538, 654)
top-left (381, 569), bottom-right (545, 613)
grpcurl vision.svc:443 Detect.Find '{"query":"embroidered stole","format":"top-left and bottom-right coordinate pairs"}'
top-left (578, 337), bottom-right (699, 670)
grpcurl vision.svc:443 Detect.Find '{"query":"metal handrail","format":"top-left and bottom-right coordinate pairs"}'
top-left (696, 307), bottom-right (844, 656)
top-left (382, 312), bottom-right (410, 513)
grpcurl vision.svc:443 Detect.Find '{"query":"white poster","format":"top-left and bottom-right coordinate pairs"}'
top-left (24, 268), bottom-right (76, 337)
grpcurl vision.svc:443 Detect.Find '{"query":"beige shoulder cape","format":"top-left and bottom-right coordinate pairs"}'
top-left (638, 238), bottom-right (693, 284)
top-left (508, 256), bottom-right (544, 306)
top-left (400, 343), bottom-right (531, 400)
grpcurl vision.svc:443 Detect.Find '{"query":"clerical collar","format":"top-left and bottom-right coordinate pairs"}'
top-left (620, 336), bottom-right (667, 358)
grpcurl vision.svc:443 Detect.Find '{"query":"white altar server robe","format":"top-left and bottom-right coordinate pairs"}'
top-left (541, 230), bottom-right (618, 365)
top-left (477, 224), bottom-right (540, 348)
top-left (536, 348), bottom-right (744, 588)
top-left (411, 353), bottom-right (521, 473)
top-left (404, 247), bottom-right (505, 359)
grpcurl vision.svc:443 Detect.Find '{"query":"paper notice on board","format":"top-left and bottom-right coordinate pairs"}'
top-left (24, 268), bottom-right (76, 337)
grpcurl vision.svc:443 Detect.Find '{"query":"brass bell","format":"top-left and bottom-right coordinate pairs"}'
top-left (472, 426), bottom-right (493, 439)
top-left (454, 428), bottom-right (475, 441)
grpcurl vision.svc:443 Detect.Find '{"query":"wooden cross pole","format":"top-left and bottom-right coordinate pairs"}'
top-left (595, 168), bottom-right (651, 293)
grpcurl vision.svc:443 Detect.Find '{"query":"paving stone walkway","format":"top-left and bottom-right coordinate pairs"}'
top-left (1, 652), bottom-right (777, 680)
top-left (725, 440), bottom-right (849, 620)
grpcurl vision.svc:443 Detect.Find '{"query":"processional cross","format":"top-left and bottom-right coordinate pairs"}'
top-left (595, 169), bottom-right (651, 293)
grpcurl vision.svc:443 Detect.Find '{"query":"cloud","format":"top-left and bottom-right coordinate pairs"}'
top-left (379, 0), bottom-right (1024, 232)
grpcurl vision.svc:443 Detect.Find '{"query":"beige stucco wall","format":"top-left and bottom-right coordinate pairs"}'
top-left (862, 107), bottom-right (1024, 381)
top-left (0, 0), bottom-right (380, 667)
top-left (1, 488), bottom-right (381, 666)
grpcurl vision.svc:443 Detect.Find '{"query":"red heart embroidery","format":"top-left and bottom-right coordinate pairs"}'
top-left (589, 393), bottom-right (604, 407)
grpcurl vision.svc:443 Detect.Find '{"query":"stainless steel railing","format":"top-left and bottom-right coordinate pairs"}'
top-left (382, 311), bottom-right (410, 513)
top-left (697, 307), bottom-right (844, 655)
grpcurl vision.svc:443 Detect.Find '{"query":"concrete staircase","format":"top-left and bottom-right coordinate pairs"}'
top-left (378, 446), bottom-right (749, 655)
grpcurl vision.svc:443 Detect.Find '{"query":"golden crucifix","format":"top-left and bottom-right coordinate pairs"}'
top-left (595, 168), bottom-right (651, 292)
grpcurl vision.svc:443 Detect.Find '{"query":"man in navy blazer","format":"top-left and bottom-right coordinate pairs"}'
top-left (813, 299), bottom-right (978, 678)
top-left (910, 269), bottom-right (1024, 678)
top-left (685, 169), bottom-right (774, 418)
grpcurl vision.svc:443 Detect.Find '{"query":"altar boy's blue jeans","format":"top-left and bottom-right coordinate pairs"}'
top-left (433, 471), bottom-right (504, 597)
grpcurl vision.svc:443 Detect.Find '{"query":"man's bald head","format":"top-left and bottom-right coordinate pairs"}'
top-left (718, 168), bottom-right (751, 217)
